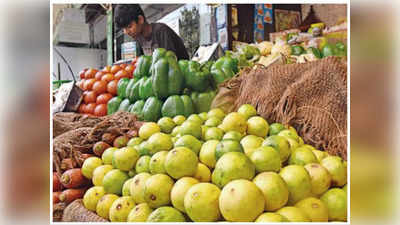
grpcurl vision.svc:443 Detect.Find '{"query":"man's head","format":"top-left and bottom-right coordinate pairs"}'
top-left (115, 4), bottom-right (146, 39)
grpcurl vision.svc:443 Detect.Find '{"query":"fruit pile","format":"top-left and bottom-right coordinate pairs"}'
top-left (76, 59), bottom-right (137, 116)
top-left (80, 104), bottom-right (347, 222)
top-left (107, 48), bottom-right (218, 122)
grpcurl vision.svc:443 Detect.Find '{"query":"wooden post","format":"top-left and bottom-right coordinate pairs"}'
top-left (106, 6), bottom-right (113, 65)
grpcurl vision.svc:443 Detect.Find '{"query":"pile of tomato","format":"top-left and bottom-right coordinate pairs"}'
top-left (76, 58), bottom-right (137, 116)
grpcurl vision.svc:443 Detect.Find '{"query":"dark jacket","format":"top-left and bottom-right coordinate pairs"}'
top-left (136, 23), bottom-right (189, 60)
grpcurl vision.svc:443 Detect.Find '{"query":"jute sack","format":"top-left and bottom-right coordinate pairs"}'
top-left (62, 199), bottom-right (107, 222)
top-left (53, 113), bottom-right (103, 138)
top-left (53, 112), bottom-right (143, 175)
top-left (233, 56), bottom-right (347, 159)
top-left (210, 73), bottom-right (243, 113)
top-left (211, 54), bottom-right (287, 113)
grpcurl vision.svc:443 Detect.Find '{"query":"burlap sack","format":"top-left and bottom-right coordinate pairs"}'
top-left (53, 202), bottom-right (67, 222)
top-left (210, 73), bottom-right (244, 113)
top-left (53, 112), bottom-right (143, 175)
top-left (62, 199), bottom-right (107, 222)
top-left (53, 113), bottom-right (103, 138)
top-left (211, 55), bottom-right (287, 113)
top-left (233, 57), bottom-right (347, 159)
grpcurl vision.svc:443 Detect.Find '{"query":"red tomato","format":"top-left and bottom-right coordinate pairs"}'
top-left (120, 63), bottom-right (127, 69)
top-left (102, 65), bottom-right (111, 72)
top-left (96, 93), bottom-right (113, 104)
top-left (114, 70), bottom-right (129, 80)
top-left (83, 78), bottom-right (96, 91)
top-left (76, 80), bottom-right (84, 90)
top-left (92, 80), bottom-right (107, 95)
top-left (110, 65), bottom-right (121, 74)
top-left (107, 80), bottom-right (118, 95)
top-left (78, 103), bottom-right (86, 113)
top-left (125, 65), bottom-right (135, 73)
top-left (94, 71), bottom-right (105, 80)
top-left (94, 104), bottom-right (107, 117)
top-left (82, 103), bottom-right (90, 113)
top-left (79, 69), bottom-right (88, 79)
top-left (86, 103), bottom-right (97, 114)
top-left (101, 73), bottom-right (114, 83)
top-left (84, 68), bottom-right (97, 79)
top-left (83, 91), bottom-right (97, 104)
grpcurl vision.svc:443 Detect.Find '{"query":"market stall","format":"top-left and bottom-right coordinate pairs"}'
top-left (52, 3), bottom-right (348, 223)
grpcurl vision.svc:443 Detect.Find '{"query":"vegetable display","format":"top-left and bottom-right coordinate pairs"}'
top-left (76, 59), bottom-right (137, 116)
top-left (104, 48), bottom-right (226, 122)
top-left (76, 28), bottom-right (347, 120)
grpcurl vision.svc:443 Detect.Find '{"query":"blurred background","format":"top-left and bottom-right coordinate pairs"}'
top-left (0, 0), bottom-right (398, 224)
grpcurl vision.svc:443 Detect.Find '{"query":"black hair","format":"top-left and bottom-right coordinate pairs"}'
top-left (114, 4), bottom-right (145, 29)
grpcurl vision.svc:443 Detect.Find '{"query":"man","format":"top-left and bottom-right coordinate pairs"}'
top-left (115, 4), bottom-right (189, 60)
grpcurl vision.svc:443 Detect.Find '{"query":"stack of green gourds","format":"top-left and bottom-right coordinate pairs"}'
top-left (107, 48), bottom-right (240, 122)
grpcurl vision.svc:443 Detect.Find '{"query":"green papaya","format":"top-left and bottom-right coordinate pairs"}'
top-left (161, 95), bottom-right (185, 118)
top-left (134, 55), bottom-right (152, 79)
top-left (139, 77), bottom-right (154, 100)
top-left (191, 90), bottom-right (216, 113)
top-left (130, 100), bottom-right (145, 120)
top-left (118, 98), bottom-right (131, 112)
top-left (117, 78), bottom-right (130, 98)
top-left (161, 95), bottom-right (195, 118)
top-left (107, 96), bottom-right (123, 115)
top-left (180, 95), bottom-right (194, 117)
top-left (210, 55), bottom-right (239, 85)
top-left (127, 104), bottom-right (134, 112)
top-left (126, 79), bottom-right (140, 102)
top-left (151, 48), bottom-right (184, 99)
top-left (178, 60), bottom-right (211, 92)
top-left (142, 97), bottom-right (163, 122)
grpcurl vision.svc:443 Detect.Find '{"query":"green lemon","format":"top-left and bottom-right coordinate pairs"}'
top-left (247, 116), bottom-right (269, 137)
top-left (237, 104), bottom-right (257, 120)
top-left (173, 115), bottom-right (186, 125)
top-left (269, 123), bottom-right (285, 136)
top-left (207, 108), bottom-right (226, 120)
top-left (199, 140), bottom-right (219, 169)
top-left (82, 157), bottom-right (103, 179)
top-left (157, 117), bottom-right (176, 134)
top-left (204, 127), bottom-right (224, 141)
top-left (147, 132), bottom-right (173, 154)
top-left (222, 130), bottom-right (243, 141)
top-left (139, 122), bottom-right (161, 140)
top-left (204, 116), bottom-right (222, 127)
top-left (127, 137), bottom-right (143, 147)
